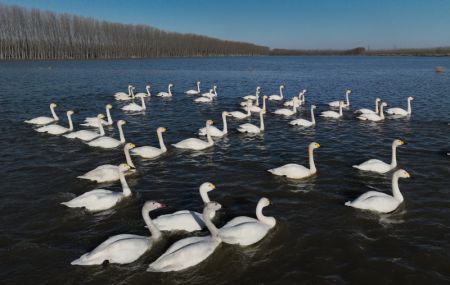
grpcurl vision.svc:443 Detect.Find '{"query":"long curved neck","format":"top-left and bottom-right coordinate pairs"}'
top-left (118, 123), bottom-right (126, 143)
top-left (131, 87), bottom-right (135, 99)
top-left (203, 209), bottom-right (219, 238)
top-left (222, 113), bottom-right (228, 134)
top-left (213, 86), bottom-right (217, 95)
top-left (143, 207), bottom-right (162, 240)
top-left (339, 104), bottom-right (343, 116)
top-left (157, 131), bottom-right (167, 152)
top-left (345, 93), bottom-right (350, 106)
top-left (67, 113), bottom-right (73, 130)
top-left (146, 86), bottom-right (151, 96)
top-left (259, 112), bottom-right (265, 131)
top-left (379, 104), bottom-right (385, 119)
top-left (308, 146), bottom-right (316, 173)
top-left (197, 82), bottom-right (200, 92)
top-left (105, 108), bottom-right (113, 125)
top-left (246, 106), bottom-right (251, 115)
top-left (168, 85), bottom-right (172, 95)
top-left (311, 107), bottom-right (315, 124)
top-left (390, 143), bottom-right (397, 167)
top-left (375, 100), bottom-right (379, 113)
top-left (140, 96), bottom-right (146, 109)
top-left (124, 147), bottom-right (135, 168)
top-left (256, 203), bottom-right (276, 227)
top-left (97, 117), bottom-right (105, 135)
top-left (256, 93), bottom-right (259, 106)
top-left (279, 87), bottom-right (283, 98)
top-left (391, 173), bottom-right (404, 202)
top-left (292, 103), bottom-right (297, 113)
top-left (199, 189), bottom-right (210, 203)
top-left (119, 169), bottom-right (132, 196)
top-left (407, 99), bottom-right (412, 114)
top-left (127, 86), bottom-right (131, 97)
top-left (50, 106), bottom-right (59, 120)
top-left (206, 123), bottom-right (213, 145)
top-left (262, 97), bottom-right (267, 111)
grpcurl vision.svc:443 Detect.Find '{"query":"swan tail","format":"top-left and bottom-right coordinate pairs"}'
top-left (352, 165), bottom-right (360, 169)
top-left (345, 201), bottom-right (352, 206)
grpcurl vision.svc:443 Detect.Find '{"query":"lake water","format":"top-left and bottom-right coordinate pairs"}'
top-left (0, 56), bottom-right (449, 285)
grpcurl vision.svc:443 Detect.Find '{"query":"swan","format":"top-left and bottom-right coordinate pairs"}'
top-left (320, 101), bottom-right (344, 119)
top-left (87, 120), bottom-right (127, 149)
top-left (195, 91), bottom-right (213, 103)
top-left (198, 111), bottom-right (231, 137)
top-left (244, 95), bottom-right (268, 113)
top-left (237, 110), bottom-right (265, 134)
top-left (152, 182), bottom-right (216, 232)
top-left (172, 120), bottom-right (214, 150)
top-left (64, 114), bottom-right (105, 141)
top-left (230, 102), bottom-right (251, 119)
top-left (81, 104), bottom-right (113, 127)
top-left (62, 164), bottom-right (133, 212)
top-left (268, 142), bottom-right (320, 179)
top-left (268, 85), bottom-right (284, 101)
top-left (78, 143), bottom-right (136, 183)
top-left (240, 89), bottom-right (260, 107)
top-left (131, 127), bottom-right (167, 159)
top-left (121, 94), bottom-right (146, 112)
top-left (35, 110), bottom-right (74, 135)
top-left (157, 83), bottom-right (173, 97)
top-left (202, 85), bottom-right (217, 97)
top-left (329, 89), bottom-right (351, 108)
top-left (25, 103), bottom-right (59, 125)
top-left (345, 169), bottom-right (410, 213)
top-left (284, 90), bottom-right (305, 107)
top-left (71, 201), bottom-right (165, 265)
top-left (219, 197), bottom-right (276, 246)
top-left (355, 98), bottom-right (381, 115)
top-left (289, 105), bottom-right (316, 127)
top-left (185, 81), bottom-right (201, 95)
top-left (135, 85), bottom-right (151, 98)
top-left (353, 139), bottom-right (405, 173)
top-left (273, 97), bottom-right (299, 116)
top-left (147, 202), bottom-right (222, 272)
top-left (357, 102), bottom-right (387, 122)
top-left (386, 96), bottom-right (414, 116)
top-left (115, 85), bottom-right (135, 101)
top-left (242, 86), bottom-right (261, 100)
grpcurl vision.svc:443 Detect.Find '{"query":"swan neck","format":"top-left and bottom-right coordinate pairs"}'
top-left (256, 203), bottom-right (276, 227)
top-left (140, 96), bottom-right (146, 109)
top-left (131, 87), bottom-right (135, 99)
top-left (119, 169), bottom-right (132, 196)
top-left (146, 86), bottom-right (151, 96)
top-left (262, 97), bottom-right (267, 111)
top-left (260, 112), bottom-right (265, 131)
top-left (168, 85), bottom-right (172, 96)
top-left (50, 106), bottom-right (59, 120)
top-left (311, 107), bottom-right (315, 124)
top-left (309, 146), bottom-right (316, 173)
top-left (199, 188), bottom-right (211, 203)
top-left (157, 130), bottom-right (167, 152)
top-left (339, 104), bottom-right (343, 116)
top-left (67, 113), bottom-right (74, 131)
top-left (197, 82), bottom-right (200, 92)
top-left (280, 87), bottom-right (283, 98)
top-left (124, 146), bottom-right (135, 168)
top-left (143, 207), bottom-right (162, 239)
top-left (392, 173), bottom-right (404, 202)
top-left (345, 93), bottom-right (350, 106)
top-left (379, 104), bottom-right (385, 119)
top-left (203, 209), bottom-right (219, 237)
top-left (206, 123), bottom-right (213, 145)
top-left (390, 143), bottom-right (397, 167)
top-left (407, 98), bottom-right (412, 114)
top-left (105, 107), bottom-right (113, 125)
top-left (256, 93), bottom-right (259, 106)
top-left (97, 117), bottom-right (105, 135)
top-left (118, 123), bottom-right (126, 143)
top-left (222, 113), bottom-right (228, 134)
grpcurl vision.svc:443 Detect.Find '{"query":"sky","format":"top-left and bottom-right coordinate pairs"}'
top-left (2, 0), bottom-right (450, 49)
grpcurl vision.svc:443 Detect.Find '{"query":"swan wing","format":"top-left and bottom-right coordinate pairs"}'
top-left (346, 195), bottom-right (400, 213)
top-left (268, 163), bottom-right (311, 179)
top-left (131, 146), bottom-right (163, 158)
top-left (222, 216), bottom-right (258, 228)
top-left (219, 222), bottom-right (270, 246)
top-left (25, 116), bottom-right (55, 125)
top-left (61, 190), bottom-right (122, 211)
top-left (198, 126), bottom-right (223, 137)
top-left (64, 130), bottom-right (100, 141)
top-left (229, 111), bottom-right (247, 119)
top-left (121, 103), bottom-right (142, 111)
top-left (386, 107), bottom-right (407, 115)
top-left (87, 136), bottom-right (121, 148)
top-left (153, 211), bottom-right (205, 232)
top-left (35, 124), bottom-right (69, 135)
top-left (289, 119), bottom-right (312, 127)
top-left (353, 160), bottom-right (391, 173)
top-left (357, 113), bottom-right (381, 121)
top-left (320, 111), bottom-right (339, 118)
top-left (328, 101), bottom-right (340, 107)
top-left (77, 165), bottom-right (119, 182)
top-left (172, 138), bottom-right (209, 150)
top-left (355, 108), bottom-right (375, 114)
top-left (273, 109), bottom-right (292, 115)
top-left (237, 123), bottom-right (260, 133)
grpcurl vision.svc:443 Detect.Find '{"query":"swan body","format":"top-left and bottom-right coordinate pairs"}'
top-left (62, 164), bottom-right (133, 212)
top-left (121, 94), bottom-right (146, 112)
top-left (135, 85), bottom-right (151, 98)
top-left (355, 98), bottom-right (381, 115)
top-left (157, 83), bottom-right (173, 97)
top-left (185, 81), bottom-right (201, 95)
top-left (153, 183), bottom-right (216, 232)
top-left (244, 95), bottom-right (267, 113)
top-left (386, 96), bottom-right (414, 116)
top-left (345, 169), bottom-right (410, 213)
top-left (273, 97), bottom-right (299, 116)
top-left (357, 102), bottom-right (387, 121)
top-left (353, 139), bottom-right (405, 173)
top-left (87, 120), bottom-right (127, 149)
top-left (131, 127), bottom-right (167, 159)
top-left (321, 101), bottom-right (344, 119)
top-left (71, 201), bottom-right (164, 265)
top-left (198, 112), bottom-right (231, 137)
top-left (242, 86), bottom-right (261, 100)
top-left (147, 202), bottom-right (222, 272)
top-left (173, 120), bottom-right (214, 150)
top-left (81, 104), bottom-right (113, 127)
top-left (329, 89), bottom-right (351, 107)
top-left (195, 92), bottom-right (213, 103)
top-left (65, 114), bottom-right (105, 141)
top-left (268, 85), bottom-right (284, 101)
top-left (219, 197), bottom-right (276, 246)
top-left (78, 143), bottom-right (137, 183)
top-left (229, 104), bottom-right (251, 119)
top-left (35, 110), bottom-right (74, 135)
top-left (202, 85), bottom-right (217, 98)
top-left (289, 105), bottom-right (316, 127)
top-left (268, 142), bottom-right (320, 179)
top-left (238, 110), bottom-right (265, 134)
top-left (284, 90), bottom-right (306, 107)
top-left (25, 103), bottom-right (59, 125)
top-left (115, 85), bottom-right (135, 101)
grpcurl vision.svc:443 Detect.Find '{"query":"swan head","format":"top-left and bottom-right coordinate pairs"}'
top-left (396, 169), bottom-right (411, 179)
top-left (118, 163), bottom-right (131, 172)
top-left (346, 89), bottom-right (352, 94)
top-left (207, 120), bottom-right (214, 125)
top-left (169, 83), bottom-right (173, 87)
top-left (303, 89), bottom-right (307, 93)
top-left (204, 201), bottom-right (222, 213)
top-left (260, 110), bottom-right (267, 115)
top-left (125, 142), bottom-right (136, 150)
top-left (146, 85), bottom-right (151, 88)
top-left (223, 111), bottom-right (232, 117)
top-left (197, 81), bottom-right (200, 84)
top-left (376, 98), bottom-right (381, 102)
top-left (381, 102), bottom-right (388, 107)
top-left (259, 197), bottom-right (271, 207)
top-left (118, 120), bottom-right (127, 126)
top-left (263, 95), bottom-right (268, 99)
top-left (143, 200), bottom-right (166, 211)
top-left (200, 182), bottom-right (216, 193)
top-left (157, 127), bottom-right (167, 133)
top-left (394, 139), bottom-right (406, 146)
top-left (106, 104), bottom-right (113, 109)
top-left (280, 85), bottom-right (285, 89)
top-left (257, 86), bottom-right (261, 91)
top-left (97, 114), bottom-right (105, 119)
top-left (408, 96), bottom-right (414, 101)
top-left (311, 105), bottom-right (317, 109)
top-left (50, 103), bottom-right (57, 108)
top-left (67, 110), bottom-right (75, 116)
top-left (310, 142), bottom-right (320, 149)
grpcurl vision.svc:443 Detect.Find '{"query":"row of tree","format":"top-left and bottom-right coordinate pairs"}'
top-left (0, 4), bottom-right (270, 60)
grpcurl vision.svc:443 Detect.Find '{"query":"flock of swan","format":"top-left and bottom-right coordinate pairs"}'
top-left (25, 81), bottom-right (414, 272)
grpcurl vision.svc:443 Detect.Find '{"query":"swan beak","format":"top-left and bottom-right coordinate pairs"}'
top-left (159, 203), bottom-right (166, 208)
top-left (210, 183), bottom-right (216, 189)
top-left (400, 140), bottom-right (406, 145)
top-left (315, 143), bottom-right (321, 148)
top-left (162, 127), bottom-right (167, 132)
top-left (130, 143), bottom-right (136, 148)
top-left (405, 171), bottom-right (411, 178)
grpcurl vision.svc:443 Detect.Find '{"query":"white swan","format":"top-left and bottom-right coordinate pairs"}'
top-left (185, 81), bottom-right (201, 95)
top-left (202, 85), bottom-right (217, 97)
top-left (152, 182), bottom-right (216, 232)
top-left (240, 89), bottom-right (260, 107)
top-left (147, 202), bottom-right (222, 272)
top-left (81, 104), bottom-right (113, 127)
top-left (172, 120), bottom-right (214, 150)
top-left (237, 110), bottom-right (265, 134)
top-left (284, 90), bottom-right (305, 107)
top-left (357, 102), bottom-right (387, 122)
top-left (157, 83), bottom-right (173, 97)
top-left (329, 89), bottom-right (351, 107)
top-left (345, 169), bottom-right (410, 213)
top-left (78, 143), bottom-right (136, 183)
top-left (35, 110), bottom-right (74, 135)
top-left (121, 94), bottom-right (146, 112)
top-left (114, 85), bottom-right (134, 101)
top-left (62, 164), bottom-right (133, 212)
top-left (273, 97), bottom-right (299, 116)
top-left (242, 86), bottom-right (261, 100)
top-left (71, 201), bottom-right (164, 265)
top-left (355, 98), bottom-right (381, 115)
top-left (195, 91), bottom-right (214, 103)
top-left (198, 111), bottom-right (231, 137)
top-left (268, 142), bottom-right (320, 179)
top-left (320, 101), bottom-right (344, 119)
top-left (244, 95), bottom-right (268, 113)
top-left (219, 197), bottom-right (276, 246)
top-left (87, 120), bottom-right (127, 149)
top-left (353, 139), bottom-right (405, 173)
top-left (135, 85), bottom-right (151, 98)
top-left (230, 102), bottom-right (251, 119)
top-left (131, 127), bottom-right (167, 159)
top-left (268, 85), bottom-right (284, 101)
top-left (25, 103), bottom-right (59, 125)
top-left (386, 96), bottom-right (414, 116)
top-left (289, 105), bottom-right (316, 127)
top-left (64, 114), bottom-right (105, 141)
